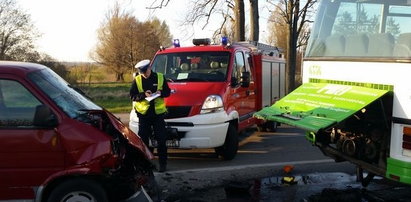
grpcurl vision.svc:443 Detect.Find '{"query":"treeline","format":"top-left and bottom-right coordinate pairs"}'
top-left (92, 3), bottom-right (172, 82)
top-left (0, 1), bottom-right (171, 83)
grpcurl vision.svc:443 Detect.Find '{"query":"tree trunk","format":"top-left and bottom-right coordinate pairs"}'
top-left (116, 73), bottom-right (124, 82)
top-left (286, 0), bottom-right (299, 93)
top-left (290, 0), bottom-right (299, 92)
top-left (249, 0), bottom-right (259, 42)
top-left (234, 0), bottom-right (245, 42)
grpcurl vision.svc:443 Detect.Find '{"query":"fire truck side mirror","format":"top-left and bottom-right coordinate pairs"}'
top-left (231, 76), bottom-right (239, 87)
top-left (240, 71), bottom-right (250, 88)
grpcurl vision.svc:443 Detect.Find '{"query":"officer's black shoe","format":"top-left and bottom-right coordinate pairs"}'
top-left (159, 164), bottom-right (167, 173)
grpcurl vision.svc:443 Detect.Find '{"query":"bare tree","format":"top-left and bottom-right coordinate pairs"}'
top-left (93, 3), bottom-right (171, 81)
top-left (148, 0), bottom-right (261, 43)
top-left (249, 0), bottom-right (259, 41)
top-left (233, 0), bottom-right (245, 41)
top-left (93, 4), bottom-right (134, 81)
top-left (150, 17), bottom-right (173, 46)
top-left (266, 7), bottom-right (288, 49)
top-left (147, 0), bottom-right (171, 9)
top-left (267, 0), bottom-right (317, 92)
top-left (267, 5), bottom-right (311, 56)
top-left (0, 0), bottom-right (40, 61)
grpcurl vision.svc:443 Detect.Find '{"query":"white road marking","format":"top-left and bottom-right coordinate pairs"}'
top-left (156, 159), bottom-right (334, 174)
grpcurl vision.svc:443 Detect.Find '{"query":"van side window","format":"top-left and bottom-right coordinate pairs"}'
top-left (233, 52), bottom-right (246, 85)
top-left (0, 79), bottom-right (42, 128)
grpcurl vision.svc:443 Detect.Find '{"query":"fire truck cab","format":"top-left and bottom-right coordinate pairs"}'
top-left (130, 38), bottom-right (286, 160)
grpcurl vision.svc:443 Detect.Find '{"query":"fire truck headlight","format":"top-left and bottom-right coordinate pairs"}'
top-left (200, 95), bottom-right (224, 114)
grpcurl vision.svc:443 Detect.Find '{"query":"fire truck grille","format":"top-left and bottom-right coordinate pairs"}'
top-left (165, 106), bottom-right (191, 119)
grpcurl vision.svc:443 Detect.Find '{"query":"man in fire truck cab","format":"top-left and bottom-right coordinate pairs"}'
top-left (130, 59), bottom-right (171, 172)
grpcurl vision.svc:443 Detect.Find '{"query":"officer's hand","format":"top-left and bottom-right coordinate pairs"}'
top-left (156, 90), bottom-right (161, 96)
top-left (145, 90), bottom-right (152, 97)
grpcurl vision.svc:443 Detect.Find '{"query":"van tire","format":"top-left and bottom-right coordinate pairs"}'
top-left (47, 178), bottom-right (108, 202)
top-left (215, 124), bottom-right (238, 160)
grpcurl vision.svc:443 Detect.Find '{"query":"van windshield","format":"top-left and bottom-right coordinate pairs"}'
top-left (306, 0), bottom-right (411, 60)
top-left (28, 68), bottom-right (102, 118)
top-left (151, 51), bottom-right (230, 82)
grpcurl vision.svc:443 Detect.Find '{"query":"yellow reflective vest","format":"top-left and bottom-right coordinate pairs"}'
top-left (134, 73), bottom-right (167, 115)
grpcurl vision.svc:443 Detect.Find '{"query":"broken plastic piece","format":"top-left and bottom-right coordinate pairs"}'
top-left (283, 165), bottom-right (294, 174)
top-left (281, 176), bottom-right (297, 185)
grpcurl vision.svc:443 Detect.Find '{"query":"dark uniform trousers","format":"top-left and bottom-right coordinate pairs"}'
top-left (138, 113), bottom-right (167, 165)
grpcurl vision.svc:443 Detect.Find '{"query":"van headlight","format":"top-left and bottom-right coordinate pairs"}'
top-left (200, 95), bottom-right (224, 114)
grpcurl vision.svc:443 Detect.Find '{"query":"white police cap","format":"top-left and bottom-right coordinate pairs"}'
top-left (135, 59), bottom-right (150, 72)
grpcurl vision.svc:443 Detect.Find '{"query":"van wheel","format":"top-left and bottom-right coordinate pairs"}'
top-left (215, 124), bottom-right (238, 160)
top-left (47, 179), bottom-right (108, 202)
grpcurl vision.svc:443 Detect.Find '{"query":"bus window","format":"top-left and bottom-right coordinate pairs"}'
top-left (306, 0), bottom-right (411, 60)
top-left (331, 2), bottom-right (382, 36)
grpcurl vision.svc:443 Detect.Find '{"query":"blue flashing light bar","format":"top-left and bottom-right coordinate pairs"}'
top-left (173, 39), bottom-right (180, 47)
top-left (221, 37), bottom-right (228, 45)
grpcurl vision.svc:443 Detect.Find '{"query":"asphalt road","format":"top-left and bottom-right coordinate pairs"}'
top-left (114, 113), bottom-right (348, 172)
top-left (114, 113), bottom-right (362, 201)
top-left (115, 113), bottom-right (411, 202)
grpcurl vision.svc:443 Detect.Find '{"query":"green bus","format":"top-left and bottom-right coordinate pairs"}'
top-left (256, 0), bottom-right (411, 186)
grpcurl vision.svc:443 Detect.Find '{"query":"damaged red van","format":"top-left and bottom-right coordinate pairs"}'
top-left (0, 61), bottom-right (154, 202)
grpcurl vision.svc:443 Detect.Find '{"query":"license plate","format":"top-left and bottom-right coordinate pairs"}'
top-left (150, 139), bottom-right (180, 148)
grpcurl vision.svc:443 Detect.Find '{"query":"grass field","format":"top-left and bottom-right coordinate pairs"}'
top-left (79, 82), bottom-right (133, 113)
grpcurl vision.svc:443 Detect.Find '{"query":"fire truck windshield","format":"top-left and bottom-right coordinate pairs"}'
top-left (151, 51), bottom-right (230, 82)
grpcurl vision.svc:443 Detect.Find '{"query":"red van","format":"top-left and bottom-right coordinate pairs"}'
top-left (0, 61), bottom-right (154, 202)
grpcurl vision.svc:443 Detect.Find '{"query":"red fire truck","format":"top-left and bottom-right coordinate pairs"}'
top-left (130, 38), bottom-right (286, 160)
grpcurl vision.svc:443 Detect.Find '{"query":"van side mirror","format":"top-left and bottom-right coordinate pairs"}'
top-left (33, 105), bottom-right (58, 128)
top-left (240, 71), bottom-right (250, 88)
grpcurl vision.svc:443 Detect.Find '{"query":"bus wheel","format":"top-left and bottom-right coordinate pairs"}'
top-left (215, 124), bottom-right (238, 160)
top-left (47, 179), bottom-right (108, 202)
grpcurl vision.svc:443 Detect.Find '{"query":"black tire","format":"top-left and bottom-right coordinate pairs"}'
top-left (47, 178), bottom-right (108, 202)
top-left (256, 125), bottom-right (266, 132)
top-left (265, 121), bottom-right (278, 132)
top-left (215, 124), bottom-right (238, 160)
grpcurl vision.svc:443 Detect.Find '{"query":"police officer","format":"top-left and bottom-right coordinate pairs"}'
top-left (130, 59), bottom-right (171, 172)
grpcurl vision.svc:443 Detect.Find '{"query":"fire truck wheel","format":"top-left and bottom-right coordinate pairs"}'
top-left (47, 178), bottom-right (108, 202)
top-left (265, 121), bottom-right (278, 132)
top-left (257, 121), bottom-right (277, 132)
top-left (257, 124), bottom-right (267, 132)
top-left (215, 124), bottom-right (238, 160)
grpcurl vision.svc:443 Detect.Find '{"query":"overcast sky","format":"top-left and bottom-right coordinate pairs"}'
top-left (17, 0), bottom-right (271, 62)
